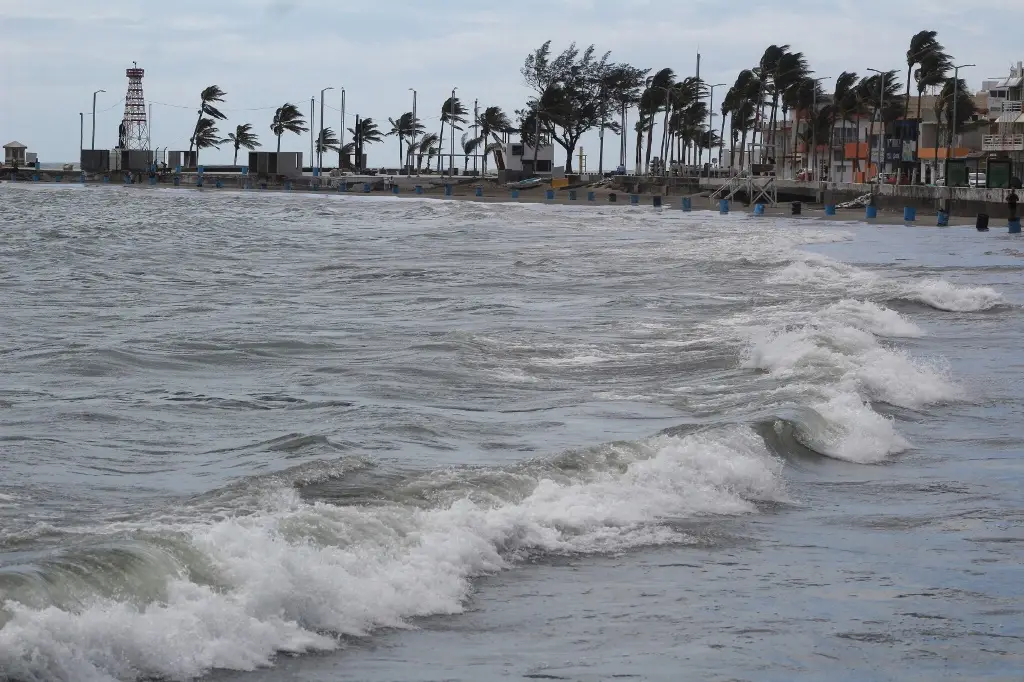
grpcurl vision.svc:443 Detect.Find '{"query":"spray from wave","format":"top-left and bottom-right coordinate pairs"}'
top-left (0, 428), bottom-right (784, 682)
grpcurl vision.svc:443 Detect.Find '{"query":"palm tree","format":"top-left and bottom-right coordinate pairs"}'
top-left (339, 141), bottom-right (355, 168)
top-left (348, 118), bottom-right (383, 146)
top-left (189, 85), bottom-right (227, 156)
top-left (934, 76), bottom-right (977, 184)
top-left (193, 118), bottom-right (225, 165)
top-left (756, 45), bottom-right (788, 160)
top-left (726, 69), bottom-right (760, 170)
top-left (387, 112), bottom-right (423, 168)
top-left (414, 132), bottom-right (439, 172)
top-left (438, 97), bottom-right (467, 173)
top-left (460, 133), bottom-right (481, 172)
top-left (605, 64), bottom-right (647, 171)
top-left (830, 73), bottom-right (860, 182)
top-left (270, 103), bottom-right (308, 153)
top-left (904, 31), bottom-right (944, 118)
top-left (227, 123), bottom-right (260, 165)
top-left (642, 68), bottom-right (675, 172)
top-left (316, 127), bottom-right (340, 156)
top-left (476, 105), bottom-right (514, 174)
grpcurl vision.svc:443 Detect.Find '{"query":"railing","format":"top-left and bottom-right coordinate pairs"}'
top-left (991, 99), bottom-right (1022, 113)
top-left (982, 134), bottom-right (1024, 151)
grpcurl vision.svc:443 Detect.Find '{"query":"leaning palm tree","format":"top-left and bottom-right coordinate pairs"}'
top-left (461, 132), bottom-right (481, 172)
top-left (189, 86), bottom-right (227, 156)
top-left (904, 31), bottom-right (944, 117)
top-left (270, 103), bottom-right (308, 153)
top-left (387, 112), bottom-right (422, 168)
top-left (414, 133), bottom-right (439, 172)
top-left (193, 118), bottom-right (225, 165)
top-left (316, 127), bottom-right (340, 156)
top-left (348, 118), bottom-right (383, 147)
top-left (438, 97), bottom-right (467, 173)
top-left (227, 123), bottom-right (259, 165)
top-left (476, 105), bottom-right (514, 174)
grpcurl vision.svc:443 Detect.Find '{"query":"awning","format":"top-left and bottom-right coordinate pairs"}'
top-left (996, 112), bottom-right (1018, 124)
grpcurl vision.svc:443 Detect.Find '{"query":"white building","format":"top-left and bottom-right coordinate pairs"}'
top-left (502, 141), bottom-right (555, 175)
top-left (982, 62), bottom-right (1024, 155)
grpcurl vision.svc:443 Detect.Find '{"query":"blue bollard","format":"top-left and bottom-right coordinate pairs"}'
top-left (719, 199), bottom-right (729, 214)
top-left (393, 185), bottom-right (400, 194)
top-left (937, 211), bottom-right (949, 227)
top-left (682, 197), bottom-right (692, 211)
top-left (1010, 218), bottom-right (1022, 234)
top-left (415, 185), bottom-right (423, 194)
top-left (445, 184), bottom-right (453, 197)
top-left (630, 194), bottom-right (639, 205)
top-left (753, 203), bottom-right (765, 216)
top-left (568, 189), bottom-right (577, 201)
top-left (824, 204), bottom-right (836, 216)
top-left (653, 195), bottom-right (662, 207)
top-left (173, 176), bottom-right (179, 186)
top-left (587, 191), bottom-right (595, 201)
top-left (903, 206), bottom-right (917, 222)
top-left (545, 189), bottom-right (554, 200)
top-left (363, 183), bottom-right (371, 193)
top-left (511, 189), bottom-right (520, 199)
top-left (866, 205), bottom-right (878, 219)
top-left (475, 186), bottom-right (482, 197)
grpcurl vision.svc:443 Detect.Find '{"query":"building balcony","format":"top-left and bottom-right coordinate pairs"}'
top-left (982, 134), bottom-right (1024, 151)
top-left (990, 99), bottom-right (1022, 114)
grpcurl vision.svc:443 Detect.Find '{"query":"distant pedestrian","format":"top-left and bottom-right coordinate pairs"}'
top-left (1008, 189), bottom-right (1019, 220)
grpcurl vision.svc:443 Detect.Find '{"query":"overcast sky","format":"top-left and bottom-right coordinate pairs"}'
top-left (2, 0), bottom-right (1021, 168)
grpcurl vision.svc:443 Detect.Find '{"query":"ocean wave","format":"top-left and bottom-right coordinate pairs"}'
top-left (0, 428), bottom-right (784, 682)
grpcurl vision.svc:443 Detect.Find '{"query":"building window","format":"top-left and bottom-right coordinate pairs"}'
top-left (536, 160), bottom-right (552, 172)
top-left (511, 144), bottom-right (524, 157)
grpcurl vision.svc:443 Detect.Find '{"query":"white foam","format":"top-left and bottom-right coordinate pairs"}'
top-left (799, 390), bottom-right (910, 464)
top-left (0, 429), bottom-right (784, 682)
top-left (822, 300), bottom-right (924, 338)
top-left (903, 278), bottom-right (1003, 312)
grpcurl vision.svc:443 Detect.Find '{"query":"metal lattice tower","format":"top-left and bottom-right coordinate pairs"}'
top-left (119, 62), bottom-right (149, 150)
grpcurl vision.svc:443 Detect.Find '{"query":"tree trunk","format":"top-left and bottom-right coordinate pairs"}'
top-left (634, 119), bottom-right (643, 173)
top-left (277, 134), bottom-right (282, 153)
top-left (718, 113), bottom-right (726, 169)
top-left (564, 143), bottom-right (574, 174)
top-left (399, 136), bottom-right (403, 168)
top-left (852, 113), bottom-right (860, 175)
top-left (437, 120), bottom-right (444, 174)
top-left (598, 114), bottom-right (605, 175)
top-left (644, 118), bottom-right (654, 173)
top-left (233, 147), bottom-right (238, 165)
top-left (188, 109), bottom-right (202, 156)
top-left (739, 129), bottom-right (748, 167)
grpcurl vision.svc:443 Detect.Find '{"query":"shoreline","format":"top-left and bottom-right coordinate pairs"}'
top-left (4, 176), bottom-right (1015, 230)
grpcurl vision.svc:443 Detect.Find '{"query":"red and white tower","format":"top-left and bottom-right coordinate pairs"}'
top-left (118, 62), bottom-right (149, 150)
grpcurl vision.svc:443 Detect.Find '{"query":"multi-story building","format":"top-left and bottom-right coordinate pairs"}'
top-left (982, 62), bottom-right (1024, 158)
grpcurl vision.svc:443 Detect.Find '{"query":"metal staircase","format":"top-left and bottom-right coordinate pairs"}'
top-left (708, 171), bottom-right (778, 207)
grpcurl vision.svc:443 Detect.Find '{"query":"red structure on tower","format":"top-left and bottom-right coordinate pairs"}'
top-left (118, 62), bottom-right (149, 150)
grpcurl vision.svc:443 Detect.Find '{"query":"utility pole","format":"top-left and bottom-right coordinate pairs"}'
top-left (946, 63), bottom-right (975, 186)
top-left (707, 84), bottom-right (726, 180)
top-left (79, 113), bottom-right (84, 154)
top-left (354, 114), bottom-right (362, 172)
top-left (91, 89), bottom-right (105, 150)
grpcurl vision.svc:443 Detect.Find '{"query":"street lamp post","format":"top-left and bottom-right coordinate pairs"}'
top-left (79, 113), bottom-right (84, 154)
top-left (409, 88), bottom-right (417, 175)
top-left (866, 68), bottom-right (887, 182)
top-left (707, 83), bottom-right (726, 180)
top-left (946, 63), bottom-right (975, 186)
top-left (91, 89), bottom-right (105, 150)
top-left (319, 86), bottom-right (334, 172)
top-left (339, 88), bottom-right (346, 169)
top-left (810, 76), bottom-right (832, 183)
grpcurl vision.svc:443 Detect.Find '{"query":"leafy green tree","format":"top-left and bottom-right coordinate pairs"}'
top-left (227, 123), bottom-right (259, 165)
top-left (270, 103), bottom-right (308, 153)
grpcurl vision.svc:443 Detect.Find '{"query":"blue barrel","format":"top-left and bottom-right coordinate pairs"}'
top-left (150, 177), bottom-right (157, 186)
top-left (285, 181), bottom-right (293, 191)
top-left (103, 175), bottom-right (110, 184)
top-left (80, 173), bottom-right (86, 184)
top-left (587, 191), bottom-right (595, 201)
top-left (241, 166), bottom-right (248, 175)
top-left (609, 193), bottom-right (617, 203)
top-left (173, 176), bottom-right (179, 186)
top-left (197, 166), bottom-right (204, 174)
top-left (260, 182), bottom-right (267, 190)
top-left (475, 187), bottom-right (482, 197)
top-left (175, 165), bottom-right (181, 174)
top-left (681, 197), bottom-right (692, 212)
top-left (545, 189), bottom-right (554, 200)
top-left (312, 183), bottom-right (319, 191)
top-left (32, 174), bottom-right (39, 182)
top-left (363, 183), bottom-right (371, 193)
top-left (55, 175), bottom-right (61, 183)
top-left (511, 189), bottom-right (520, 199)
top-left (338, 182), bottom-right (347, 191)
top-left (393, 185), bottom-right (400, 194)
top-left (630, 194), bottom-right (639, 205)
top-left (215, 180), bottom-right (223, 188)
top-left (866, 205), bottom-right (878, 219)
top-left (753, 203), bottom-right (765, 216)
top-left (415, 185), bottom-right (423, 194)
top-left (568, 189), bottom-right (577, 201)
top-left (824, 204), bottom-right (836, 216)
top-left (1010, 218), bottom-right (1022, 234)
top-left (937, 211), bottom-right (949, 227)
top-left (444, 184), bottom-right (453, 197)
top-left (903, 206), bottom-right (917, 222)
top-left (719, 199), bottom-right (729, 214)
top-left (34, 161), bottom-right (40, 170)
top-left (653, 195), bottom-right (662, 207)
top-left (313, 168), bottom-right (319, 177)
